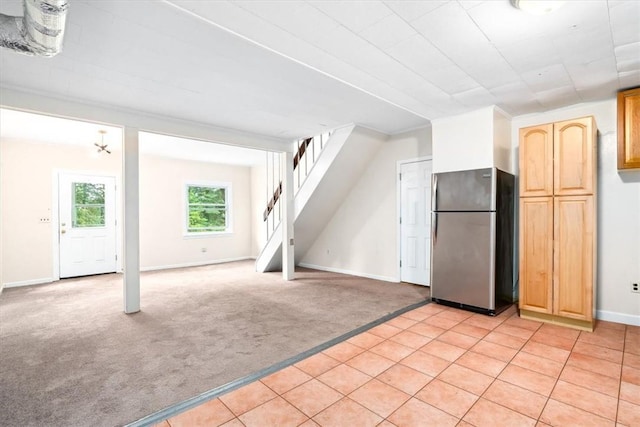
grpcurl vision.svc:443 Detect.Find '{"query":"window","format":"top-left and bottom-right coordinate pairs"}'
top-left (185, 183), bottom-right (231, 235)
top-left (72, 182), bottom-right (105, 228)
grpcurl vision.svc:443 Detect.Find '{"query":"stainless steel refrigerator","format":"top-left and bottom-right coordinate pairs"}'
top-left (430, 167), bottom-right (515, 315)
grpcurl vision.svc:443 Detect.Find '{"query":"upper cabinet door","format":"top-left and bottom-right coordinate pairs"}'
top-left (519, 124), bottom-right (553, 197)
top-left (554, 117), bottom-right (596, 196)
top-left (617, 87), bottom-right (640, 170)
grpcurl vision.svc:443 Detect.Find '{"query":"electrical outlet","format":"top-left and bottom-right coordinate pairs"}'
top-left (632, 283), bottom-right (639, 293)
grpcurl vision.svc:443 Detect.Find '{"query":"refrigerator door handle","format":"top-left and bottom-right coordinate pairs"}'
top-left (432, 174), bottom-right (438, 211)
top-left (432, 213), bottom-right (438, 244)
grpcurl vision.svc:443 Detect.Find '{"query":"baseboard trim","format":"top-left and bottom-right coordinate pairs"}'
top-left (141, 257), bottom-right (254, 272)
top-left (1, 259), bottom-right (256, 288)
top-left (3, 277), bottom-right (55, 288)
top-left (297, 262), bottom-right (399, 283)
top-left (520, 309), bottom-right (594, 332)
top-left (597, 310), bottom-right (640, 326)
top-left (126, 299), bottom-right (430, 427)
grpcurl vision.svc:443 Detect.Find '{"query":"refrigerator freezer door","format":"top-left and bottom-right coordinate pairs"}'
top-left (431, 211), bottom-right (496, 310)
top-left (432, 168), bottom-right (496, 212)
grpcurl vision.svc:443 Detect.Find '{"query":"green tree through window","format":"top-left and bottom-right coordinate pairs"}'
top-left (187, 184), bottom-right (229, 233)
top-left (73, 183), bottom-right (105, 227)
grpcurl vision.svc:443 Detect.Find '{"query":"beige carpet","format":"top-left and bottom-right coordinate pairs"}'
top-left (0, 261), bottom-right (429, 427)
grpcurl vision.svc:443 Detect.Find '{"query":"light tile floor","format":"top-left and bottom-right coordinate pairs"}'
top-left (155, 304), bottom-right (640, 427)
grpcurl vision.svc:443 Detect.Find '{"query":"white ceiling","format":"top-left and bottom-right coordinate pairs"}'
top-left (0, 108), bottom-right (267, 166)
top-left (0, 0), bottom-right (639, 141)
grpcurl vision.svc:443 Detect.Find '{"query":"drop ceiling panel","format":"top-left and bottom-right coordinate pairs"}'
top-left (618, 70), bottom-right (640, 88)
top-left (169, 0), bottom-right (435, 119)
top-left (453, 87), bottom-right (498, 108)
top-left (469, 1), bottom-right (608, 46)
top-left (498, 36), bottom-right (563, 74)
top-left (384, 34), bottom-right (452, 72)
top-left (382, 0), bottom-right (447, 22)
top-left (234, 1), bottom-right (342, 45)
top-left (565, 57), bottom-right (619, 91)
top-left (308, 0), bottom-right (392, 33)
top-left (411, 1), bottom-right (489, 57)
top-left (491, 81), bottom-right (542, 114)
top-left (383, 34), bottom-right (478, 94)
top-left (607, 1), bottom-right (640, 45)
top-left (358, 14), bottom-right (418, 50)
top-left (1, 0), bottom-right (638, 140)
top-left (535, 86), bottom-right (582, 109)
top-left (521, 64), bottom-right (573, 93)
top-left (461, 46), bottom-right (521, 90)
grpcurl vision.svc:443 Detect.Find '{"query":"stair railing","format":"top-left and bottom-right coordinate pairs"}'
top-left (264, 130), bottom-right (332, 240)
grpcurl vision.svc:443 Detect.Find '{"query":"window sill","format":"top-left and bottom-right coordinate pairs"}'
top-left (183, 231), bottom-right (233, 239)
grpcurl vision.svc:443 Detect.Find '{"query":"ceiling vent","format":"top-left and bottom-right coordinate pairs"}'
top-left (0, 0), bottom-right (68, 57)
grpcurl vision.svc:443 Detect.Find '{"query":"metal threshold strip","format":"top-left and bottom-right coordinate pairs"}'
top-left (126, 299), bottom-right (430, 427)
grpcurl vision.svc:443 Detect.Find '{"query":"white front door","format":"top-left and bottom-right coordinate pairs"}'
top-left (59, 173), bottom-right (117, 278)
top-left (400, 160), bottom-right (432, 286)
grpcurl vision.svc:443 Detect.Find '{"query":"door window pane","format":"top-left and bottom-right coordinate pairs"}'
top-left (73, 183), bottom-right (105, 227)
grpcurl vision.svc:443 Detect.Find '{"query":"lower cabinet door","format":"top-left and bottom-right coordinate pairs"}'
top-left (519, 197), bottom-right (554, 314)
top-left (554, 195), bottom-right (594, 321)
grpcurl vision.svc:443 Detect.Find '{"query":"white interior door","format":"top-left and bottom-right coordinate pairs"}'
top-left (59, 173), bottom-right (117, 278)
top-left (400, 160), bottom-right (432, 286)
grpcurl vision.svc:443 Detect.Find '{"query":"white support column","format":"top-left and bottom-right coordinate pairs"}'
top-left (282, 151), bottom-right (295, 280)
top-left (123, 126), bottom-right (140, 313)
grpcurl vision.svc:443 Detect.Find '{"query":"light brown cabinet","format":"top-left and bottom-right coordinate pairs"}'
top-left (618, 87), bottom-right (640, 170)
top-left (519, 116), bottom-right (597, 331)
top-left (519, 197), bottom-right (553, 314)
top-left (519, 124), bottom-right (553, 197)
top-left (553, 195), bottom-right (594, 322)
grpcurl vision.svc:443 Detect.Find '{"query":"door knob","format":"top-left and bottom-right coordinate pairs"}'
top-left (61, 229), bottom-right (66, 234)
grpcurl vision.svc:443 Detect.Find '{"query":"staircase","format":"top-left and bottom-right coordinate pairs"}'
top-left (256, 125), bottom-right (384, 272)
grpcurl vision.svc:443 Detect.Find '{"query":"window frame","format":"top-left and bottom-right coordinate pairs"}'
top-left (183, 181), bottom-right (233, 237)
top-left (72, 182), bottom-right (107, 228)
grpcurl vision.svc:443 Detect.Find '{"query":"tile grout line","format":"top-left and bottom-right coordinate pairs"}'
top-left (534, 325), bottom-right (575, 426)
top-left (615, 324), bottom-right (627, 425)
top-left (158, 307), bottom-right (635, 427)
top-left (127, 300), bottom-right (430, 427)
top-left (450, 311), bottom-right (519, 425)
top-left (536, 323), bottom-right (611, 425)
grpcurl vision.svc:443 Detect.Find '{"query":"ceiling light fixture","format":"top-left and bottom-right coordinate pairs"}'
top-left (94, 130), bottom-right (111, 155)
top-left (511, 0), bottom-right (565, 15)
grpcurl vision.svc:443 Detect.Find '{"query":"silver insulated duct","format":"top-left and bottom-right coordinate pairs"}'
top-left (0, 0), bottom-right (68, 57)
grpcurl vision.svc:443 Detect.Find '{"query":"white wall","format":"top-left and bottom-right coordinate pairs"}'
top-left (512, 99), bottom-right (640, 325)
top-left (139, 154), bottom-right (253, 270)
top-left (0, 139), bottom-right (258, 286)
top-left (432, 106), bottom-right (514, 174)
top-left (494, 108), bottom-right (513, 173)
top-left (432, 106), bottom-right (495, 173)
top-left (301, 127), bottom-right (432, 281)
top-left (0, 139), bottom-right (122, 286)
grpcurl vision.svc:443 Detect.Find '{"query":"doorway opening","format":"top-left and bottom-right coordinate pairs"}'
top-left (398, 158), bottom-right (432, 286)
top-left (57, 172), bottom-right (118, 278)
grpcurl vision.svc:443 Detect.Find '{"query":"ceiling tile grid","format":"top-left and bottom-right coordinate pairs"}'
top-left (1, 0), bottom-right (639, 139)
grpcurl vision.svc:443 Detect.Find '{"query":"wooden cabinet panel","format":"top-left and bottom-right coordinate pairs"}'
top-left (554, 117), bottom-right (595, 196)
top-left (618, 87), bottom-right (640, 169)
top-left (553, 196), bottom-right (594, 321)
top-left (519, 197), bottom-right (553, 314)
top-left (519, 124), bottom-right (553, 197)
top-left (519, 116), bottom-right (596, 331)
